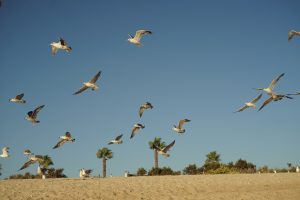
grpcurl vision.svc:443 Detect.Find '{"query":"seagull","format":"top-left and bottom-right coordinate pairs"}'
top-left (130, 124), bottom-right (145, 139)
top-left (258, 93), bottom-right (293, 111)
top-left (80, 168), bottom-right (93, 178)
top-left (19, 155), bottom-right (44, 171)
top-left (25, 105), bottom-right (45, 124)
top-left (50, 38), bottom-right (72, 55)
top-left (9, 93), bottom-right (26, 104)
top-left (288, 30), bottom-right (300, 41)
top-left (128, 30), bottom-right (152, 46)
top-left (108, 134), bottom-right (123, 145)
top-left (53, 132), bottom-right (75, 149)
top-left (23, 149), bottom-right (33, 157)
top-left (234, 94), bottom-right (263, 113)
top-left (154, 140), bottom-right (175, 158)
top-left (254, 73), bottom-right (285, 96)
top-left (139, 102), bottom-right (153, 118)
top-left (172, 119), bottom-right (191, 134)
top-left (73, 71), bottom-right (101, 95)
top-left (0, 147), bottom-right (9, 158)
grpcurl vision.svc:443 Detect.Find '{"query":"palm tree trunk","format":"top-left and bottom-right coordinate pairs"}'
top-left (154, 150), bottom-right (158, 169)
top-left (102, 158), bottom-right (106, 178)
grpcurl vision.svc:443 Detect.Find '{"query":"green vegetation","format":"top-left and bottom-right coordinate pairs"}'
top-left (8, 168), bottom-right (67, 179)
top-left (148, 137), bottom-right (166, 169)
top-left (96, 147), bottom-right (113, 178)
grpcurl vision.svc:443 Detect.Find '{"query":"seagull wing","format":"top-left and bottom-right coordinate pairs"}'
top-left (162, 140), bottom-right (175, 153)
top-left (60, 38), bottom-right (66, 46)
top-left (115, 134), bottom-right (123, 141)
top-left (19, 159), bottom-right (38, 171)
top-left (53, 139), bottom-right (67, 149)
top-left (32, 105), bottom-right (45, 118)
top-left (130, 127), bottom-right (139, 139)
top-left (73, 85), bottom-right (89, 95)
top-left (134, 30), bottom-right (152, 42)
top-left (139, 106), bottom-right (145, 118)
top-left (269, 73), bottom-right (285, 90)
top-left (89, 71), bottom-right (101, 84)
top-left (51, 46), bottom-right (58, 55)
top-left (27, 111), bottom-right (33, 117)
top-left (15, 93), bottom-right (24, 100)
top-left (234, 105), bottom-right (248, 113)
top-left (288, 30), bottom-right (297, 41)
top-left (251, 93), bottom-right (263, 103)
top-left (178, 119), bottom-right (190, 129)
top-left (258, 96), bottom-right (273, 111)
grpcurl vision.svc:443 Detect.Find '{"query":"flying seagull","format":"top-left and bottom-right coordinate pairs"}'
top-left (73, 71), bottom-right (101, 95)
top-left (128, 30), bottom-right (152, 46)
top-left (50, 38), bottom-right (72, 55)
top-left (53, 132), bottom-right (75, 149)
top-left (23, 149), bottom-right (32, 157)
top-left (80, 168), bottom-right (92, 178)
top-left (258, 93), bottom-right (293, 111)
top-left (234, 94), bottom-right (263, 113)
top-left (254, 73), bottom-right (285, 96)
top-left (154, 140), bottom-right (175, 158)
top-left (0, 147), bottom-right (9, 158)
top-left (19, 155), bottom-right (44, 171)
top-left (139, 102), bottom-right (153, 118)
top-left (288, 30), bottom-right (300, 41)
top-left (172, 119), bottom-right (191, 134)
top-left (130, 124), bottom-right (145, 139)
top-left (25, 105), bottom-right (45, 124)
top-left (108, 134), bottom-right (123, 145)
top-left (9, 93), bottom-right (26, 104)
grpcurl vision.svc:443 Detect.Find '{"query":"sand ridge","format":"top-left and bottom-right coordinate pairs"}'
top-left (1, 173), bottom-right (300, 200)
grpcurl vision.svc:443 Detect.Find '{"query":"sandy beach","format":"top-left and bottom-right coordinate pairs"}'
top-left (1, 173), bottom-right (300, 200)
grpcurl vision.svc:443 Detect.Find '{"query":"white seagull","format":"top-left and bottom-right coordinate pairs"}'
top-left (108, 134), bottom-right (123, 145)
top-left (50, 38), bottom-right (72, 55)
top-left (130, 123), bottom-right (145, 139)
top-left (73, 71), bottom-right (101, 95)
top-left (172, 119), bottom-right (191, 134)
top-left (128, 30), bottom-right (152, 46)
top-left (19, 155), bottom-right (44, 171)
top-left (288, 30), bottom-right (300, 41)
top-left (53, 132), bottom-right (75, 149)
top-left (80, 168), bottom-right (93, 178)
top-left (154, 140), bottom-right (175, 158)
top-left (234, 94), bottom-right (263, 113)
top-left (25, 105), bottom-right (45, 124)
top-left (254, 73), bottom-right (285, 95)
top-left (9, 93), bottom-right (26, 104)
top-left (139, 102), bottom-right (153, 118)
top-left (258, 93), bottom-right (293, 111)
top-left (0, 147), bottom-right (9, 158)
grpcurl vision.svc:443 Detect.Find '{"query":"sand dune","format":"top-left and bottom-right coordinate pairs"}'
top-left (1, 173), bottom-right (300, 200)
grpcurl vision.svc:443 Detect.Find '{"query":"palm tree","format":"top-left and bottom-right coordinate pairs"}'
top-left (96, 147), bottom-right (113, 178)
top-left (38, 155), bottom-right (54, 179)
top-left (41, 155), bottom-right (54, 168)
top-left (148, 137), bottom-right (166, 169)
top-left (203, 151), bottom-right (221, 171)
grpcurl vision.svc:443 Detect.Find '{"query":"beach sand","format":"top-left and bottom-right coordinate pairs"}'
top-left (1, 173), bottom-right (300, 200)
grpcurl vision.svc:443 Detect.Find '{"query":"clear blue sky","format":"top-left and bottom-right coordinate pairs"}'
top-left (0, 0), bottom-right (299, 179)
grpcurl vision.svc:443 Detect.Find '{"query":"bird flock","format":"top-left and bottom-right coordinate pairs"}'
top-left (1, 27), bottom-right (300, 178)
